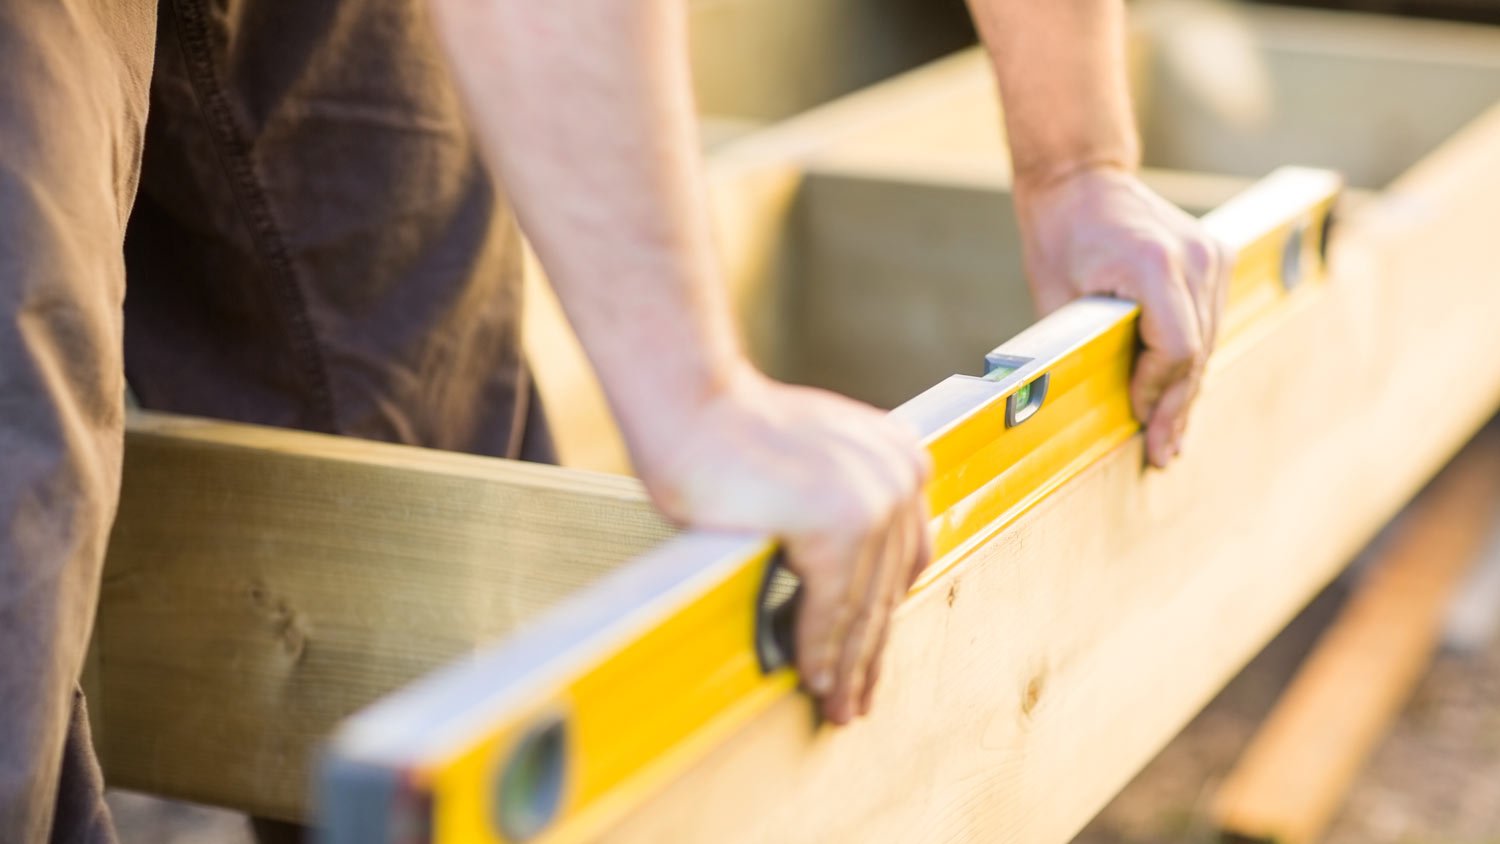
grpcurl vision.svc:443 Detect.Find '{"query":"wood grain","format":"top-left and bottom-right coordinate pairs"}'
top-left (1212, 430), bottom-right (1500, 844)
top-left (96, 414), bottom-right (673, 820)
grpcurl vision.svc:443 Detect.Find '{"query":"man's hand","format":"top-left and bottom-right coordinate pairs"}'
top-left (965, 0), bottom-right (1229, 465)
top-left (635, 370), bottom-right (933, 725)
top-left (429, 0), bottom-right (932, 725)
top-left (1014, 166), bottom-right (1228, 467)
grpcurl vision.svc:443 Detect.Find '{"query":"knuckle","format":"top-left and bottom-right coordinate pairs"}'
top-left (800, 601), bottom-right (851, 651)
top-left (1186, 356), bottom-right (1208, 383)
top-left (914, 447), bottom-right (935, 483)
top-left (1148, 352), bottom-right (1195, 387)
top-left (1214, 238), bottom-right (1236, 273)
top-left (1169, 353), bottom-right (1200, 383)
top-left (805, 477), bottom-right (874, 532)
top-left (834, 491), bottom-right (881, 531)
top-left (786, 540), bottom-right (850, 589)
top-left (846, 602), bottom-right (876, 632)
top-left (1129, 239), bottom-right (1177, 279)
top-left (1183, 331), bottom-right (1206, 361)
top-left (890, 460), bottom-right (920, 500)
top-left (1182, 239), bottom-right (1213, 278)
top-left (1162, 327), bottom-right (1204, 365)
top-left (881, 415), bottom-right (923, 447)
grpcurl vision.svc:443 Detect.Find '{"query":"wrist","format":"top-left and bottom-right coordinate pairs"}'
top-left (613, 351), bottom-right (764, 478)
top-left (1011, 151), bottom-right (1139, 199)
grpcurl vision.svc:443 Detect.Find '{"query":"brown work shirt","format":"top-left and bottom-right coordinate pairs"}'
top-left (0, 1), bottom-right (549, 841)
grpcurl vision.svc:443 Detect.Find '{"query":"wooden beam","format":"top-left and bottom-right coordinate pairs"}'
top-left (1211, 429), bottom-right (1500, 844)
top-left (592, 104), bottom-right (1500, 844)
top-left (95, 414), bottom-right (672, 821)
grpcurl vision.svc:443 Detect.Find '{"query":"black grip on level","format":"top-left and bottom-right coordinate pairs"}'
top-left (754, 555), bottom-right (802, 674)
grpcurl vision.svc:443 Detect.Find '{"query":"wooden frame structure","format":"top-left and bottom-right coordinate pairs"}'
top-left (94, 4), bottom-right (1500, 839)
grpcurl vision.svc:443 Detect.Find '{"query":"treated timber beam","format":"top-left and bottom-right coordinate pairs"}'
top-left (1211, 429), bottom-right (1500, 844)
top-left (591, 105), bottom-right (1500, 844)
top-left (95, 414), bottom-right (672, 821)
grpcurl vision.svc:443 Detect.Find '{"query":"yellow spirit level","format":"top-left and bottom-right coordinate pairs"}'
top-left (319, 167), bottom-right (1341, 844)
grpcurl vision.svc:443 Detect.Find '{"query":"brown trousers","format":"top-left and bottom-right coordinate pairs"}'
top-left (1, 1), bottom-right (549, 841)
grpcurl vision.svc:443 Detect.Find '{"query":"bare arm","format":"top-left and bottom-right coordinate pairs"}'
top-left (968, 1), bottom-right (1139, 186)
top-left (427, 0), bottom-right (930, 724)
top-left (968, 0), bottom-right (1227, 466)
top-left (427, 1), bottom-right (734, 465)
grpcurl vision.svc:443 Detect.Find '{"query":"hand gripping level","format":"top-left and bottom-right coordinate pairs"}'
top-left (319, 167), bottom-right (1343, 844)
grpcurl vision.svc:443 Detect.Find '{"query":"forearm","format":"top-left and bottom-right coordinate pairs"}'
top-left (427, 0), bottom-right (745, 465)
top-left (966, 0), bottom-right (1140, 187)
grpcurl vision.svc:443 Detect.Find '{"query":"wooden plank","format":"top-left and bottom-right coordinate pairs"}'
top-left (316, 169), bottom-right (1340, 844)
top-left (1211, 429), bottom-right (1500, 844)
top-left (593, 104), bottom-right (1500, 844)
top-left (96, 414), bottom-right (673, 821)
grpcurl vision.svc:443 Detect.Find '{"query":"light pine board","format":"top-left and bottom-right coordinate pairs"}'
top-left (95, 414), bottom-right (673, 820)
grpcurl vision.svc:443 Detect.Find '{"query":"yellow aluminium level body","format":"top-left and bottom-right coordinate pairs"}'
top-left (319, 167), bottom-right (1342, 844)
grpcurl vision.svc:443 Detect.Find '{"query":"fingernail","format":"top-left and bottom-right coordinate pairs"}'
top-left (809, 668), bottom-right (833, 696)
